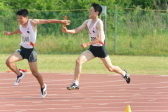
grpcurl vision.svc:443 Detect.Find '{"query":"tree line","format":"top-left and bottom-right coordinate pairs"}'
top-left (0, 0), bottom-right (168, 11)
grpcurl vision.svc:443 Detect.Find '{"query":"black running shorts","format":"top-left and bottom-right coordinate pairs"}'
top-left (88, 45), bottom-right (108, 58)
top-left (16, 46), bottom-right (37, 62)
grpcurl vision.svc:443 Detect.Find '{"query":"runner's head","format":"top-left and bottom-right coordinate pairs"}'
top-left (16, 9), bottom-right (28, 25)
top-left (89, 3), bottom-right (102, 18)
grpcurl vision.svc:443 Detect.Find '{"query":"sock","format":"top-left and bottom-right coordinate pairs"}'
top-left (122, 71), bottom-right (126, 78)
top-left (18, 73), bottom-right (22, 78)
top-left (41, 84), bottom-right (45, 89)
top-left (41, 86), bottom-right (45, 90)
top-left (74, 80), bottom-right (79, 85)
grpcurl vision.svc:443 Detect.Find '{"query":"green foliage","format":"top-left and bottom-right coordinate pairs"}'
top-left (1, 0), bottom-right (168, 11)
top-left (1, 0), bottom-right (168, 56)
top-left (153, 0), bottom-right (168, 10)
top-left (3, 0), bottom-right (57, 10)
top-left (114, 0), bottom-right (132, 9)
top-left (1, 8), bottom-right (168, 56)
top-left (1, 32), bottom-right (168, 56)
top-left (1, 0), bottom-right (115, 11)
top-left (0, 0), bottom-right (10, 9)
top-left (131, 0), bottom-right (155, 9)
top-left (114, 0), bottom-right (168, 10)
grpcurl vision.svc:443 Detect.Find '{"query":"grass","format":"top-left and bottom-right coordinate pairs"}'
top-left (2, 9), bottom-right (168, 56)
top-left (0, 54), bottom-right (168, 75)
top-left (1, 33), bottom-right (168, 56)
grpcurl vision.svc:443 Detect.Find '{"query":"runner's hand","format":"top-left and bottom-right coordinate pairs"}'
top-left (62, 27), bottom-right (67, 32)
top-left (4, 31), bottom-right (11, 35)
top-left (62, 20), bottom-right (70, 25)
top-left (80, 43), bottom-right (89, 48)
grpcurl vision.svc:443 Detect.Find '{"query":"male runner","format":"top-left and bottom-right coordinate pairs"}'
top-left (4, 9), bottom-right (70, 97)
top-left (62, 3), bottom-right (130, 90)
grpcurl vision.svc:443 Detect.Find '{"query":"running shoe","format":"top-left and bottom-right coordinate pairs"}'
top-left (14, 72), bottom-right (24, 85)
top-left (123, 70), bottom-right (131, 84)
top-left (41, 84), bottom-right (47, 98)
top-left (67, 83), bottom-right (80, 90)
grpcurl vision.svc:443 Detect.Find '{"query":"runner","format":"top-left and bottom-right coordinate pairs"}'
top-left (62, 3), bottom-right (130, 90)
top-left (4, 9), bottom-right (70, 97)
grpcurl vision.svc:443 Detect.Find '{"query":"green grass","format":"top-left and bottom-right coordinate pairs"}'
top-left (0, 54), bottom-right (168, 75)
top-left (1, 33), bottom-right (168, 56)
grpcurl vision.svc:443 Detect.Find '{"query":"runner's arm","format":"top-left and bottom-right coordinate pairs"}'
top-left (31, 19), bottom-right (70, 25)
top-left (4, 29), bottom-right (21, 35)
top-left (62, 20), bottom-right (88, 34)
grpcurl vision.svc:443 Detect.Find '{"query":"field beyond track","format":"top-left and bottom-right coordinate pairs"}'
top-left (0, 54), bottom-right (168, 75)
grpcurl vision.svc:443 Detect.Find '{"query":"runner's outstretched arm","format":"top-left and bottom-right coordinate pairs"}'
top-left (4, 29), bottom-right (21, 35)
top-left (62, 20), bottom-right (88, 34)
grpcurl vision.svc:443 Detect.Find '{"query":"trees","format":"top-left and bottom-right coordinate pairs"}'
top-left (0, 0), bottom-right (10, 9)
top-left (153, 0), bottom-right (168, 10)
top-left (1, 0), bottom-right (115, 11)
top-left (1, 0), bottom-right (167, 11)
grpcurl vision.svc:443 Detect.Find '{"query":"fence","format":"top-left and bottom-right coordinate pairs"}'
top-left (1, 7), bottom-right (168, 56)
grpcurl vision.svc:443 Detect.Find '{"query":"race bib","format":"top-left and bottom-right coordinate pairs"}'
top-left (21, 33), bottom-right (30, 45)
top-left (91, 37), bottom-right (97, 41)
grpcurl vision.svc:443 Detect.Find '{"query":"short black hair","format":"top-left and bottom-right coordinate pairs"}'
top-left (16, 9), bottom-right (28, 17)
top-left (91, 3), bottom-right (102, 16)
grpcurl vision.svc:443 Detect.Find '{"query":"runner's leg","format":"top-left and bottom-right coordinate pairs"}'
top-left (74, 50), bottom-right (95, 81)
top-left (100, 55), bottom-right (125, 75)
top-left (6, 52), bottom-right (23, 76)
top-left (28, 61), bottom-right (44, 88)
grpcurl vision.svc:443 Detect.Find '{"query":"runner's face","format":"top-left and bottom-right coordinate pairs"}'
top-left (17, 15), bottom-right (28, 25)
top-left (89, 7), bottom-right (97, 18)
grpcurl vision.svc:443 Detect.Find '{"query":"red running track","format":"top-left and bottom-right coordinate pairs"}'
top-left (0, 72), bottom-right (168, 112)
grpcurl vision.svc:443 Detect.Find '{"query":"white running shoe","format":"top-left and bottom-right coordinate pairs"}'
top-left (41, 84), bottom-right (47, 98)
top-left (123, 70), bottom-right (131, 84)
top-left (14, 73), bottom-right (24, 85)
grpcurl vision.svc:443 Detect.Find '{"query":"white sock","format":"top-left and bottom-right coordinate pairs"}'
top-left (122, 71), bottom-right (126, 77)
top-left (74, 80), bottom-right (79, 85)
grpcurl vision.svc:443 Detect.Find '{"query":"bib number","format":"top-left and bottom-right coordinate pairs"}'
top-left (91, 37), bottom-right (96, 41)
top-left (21, 34), bottom-right (30, 45)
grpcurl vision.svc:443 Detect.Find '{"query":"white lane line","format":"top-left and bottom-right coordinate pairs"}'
top-left (32, 101), bottom-right (42, 103)
top-left (95, 91), bottom-right (105, 92)
top-left (155, 92), bottom-right (168, 94)
top-left (155, 86), bottom-right (168, 88)
top-left (47, 108), bottom-right (56, 109)
top-left (140, 87), bottom-right (148, 89)
top-left (98, 103), bottom-right (108, 105)
top-left (72, 106), bottom-right (82, 107)
top-left (160, 75), bottom-right (168, 76)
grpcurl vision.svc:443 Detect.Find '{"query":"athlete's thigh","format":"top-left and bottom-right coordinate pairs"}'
top-left (78, 50), bottom-right (95, 63)
top-left (6, 51), bottom-right (23, 63)
top-left (100, 55), bottom-right (113, 68)
top-left (28, 61), bottom-right (38, 73)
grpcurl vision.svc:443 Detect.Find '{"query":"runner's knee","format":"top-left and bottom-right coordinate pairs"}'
top-left (76, 59), bottom-right (80, 65)
top-left (5, 59), bottom-right (12, 67)
top-left (76, 58), bottom-right (84, 65)
top-left (108, 66), bottom-right (120, 72)
top-left (32, 71), bottom-right (40, 77)
top-left (107, 66), bottom-right (115, 72)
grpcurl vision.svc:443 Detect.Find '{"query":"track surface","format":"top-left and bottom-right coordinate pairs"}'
top-left (0, 73), bottom-right (168, 112)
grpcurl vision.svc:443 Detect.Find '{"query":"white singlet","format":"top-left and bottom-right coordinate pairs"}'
top-left (19, 19), bottom-right (36, 48)
top-left (87, 19), bottom-right (105, 46)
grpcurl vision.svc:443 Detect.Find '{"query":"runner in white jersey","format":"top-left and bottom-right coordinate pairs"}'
top-left (4, 9), bottom-right (70, 98)
top-left (20, 19), bottom-right (36, 48)
top-left (62, 3), bottom-right (131, 90)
